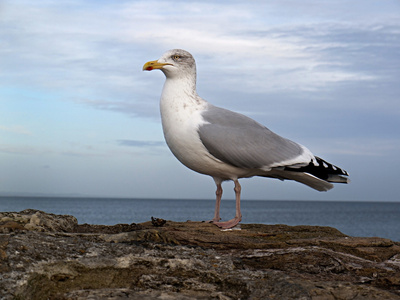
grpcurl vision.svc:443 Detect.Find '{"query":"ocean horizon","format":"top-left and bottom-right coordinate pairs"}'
top-left (1, 196), bottom-right (399, 242)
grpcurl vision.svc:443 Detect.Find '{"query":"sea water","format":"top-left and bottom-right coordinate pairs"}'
top-left (0, 197), bottom-right (399, 241)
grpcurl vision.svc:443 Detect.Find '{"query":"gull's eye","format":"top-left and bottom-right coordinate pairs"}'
top-left (172, 55), bottom-right (181, 61)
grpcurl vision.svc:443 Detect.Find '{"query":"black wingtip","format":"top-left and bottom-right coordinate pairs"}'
top-left (284, 156), bottom-right (349, 183)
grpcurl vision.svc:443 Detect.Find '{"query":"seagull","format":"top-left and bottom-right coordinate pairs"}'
top-left (143, 49), bottom-right (349, 229)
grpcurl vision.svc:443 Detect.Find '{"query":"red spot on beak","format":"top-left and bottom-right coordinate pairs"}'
top-left (146, 66), bottom-right (153, 71)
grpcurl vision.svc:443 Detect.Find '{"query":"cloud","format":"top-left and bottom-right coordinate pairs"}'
top-left (0, 145), bottom-right (40, 156)
top-left (0, 144), bottom-right (103, 158)
top-left (117, 140), bottom-right (165, 148)
top-left (2, 0), bottom-right (399, 128)
top-left (75, 97), bottom-right (160, 120)
top-left (116, 140), bottom-right (169, 156)
top-left (308, 137), bottom-right (400, 157)
top-left (2, 0), bottom-right (399, 119)
top-left (1, 0), bottom-right (400, 201)
top-left (0, 125), bottom-right (31, 135)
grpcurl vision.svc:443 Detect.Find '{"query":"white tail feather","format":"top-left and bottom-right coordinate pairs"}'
top-left (327, 174), bottom-right (350, 184)
top-left (266, 170), bottom-right (334, 192)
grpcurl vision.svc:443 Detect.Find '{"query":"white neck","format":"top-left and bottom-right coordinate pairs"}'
top-left (160, 77), bottom-right (207, 110)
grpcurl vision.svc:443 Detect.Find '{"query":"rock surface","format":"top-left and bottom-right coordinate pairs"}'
top-left (0, 209), bottom-right (399, 299)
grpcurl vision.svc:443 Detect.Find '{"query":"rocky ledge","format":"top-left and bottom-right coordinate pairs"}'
top-left (1, 209), bottom-right (400, 300)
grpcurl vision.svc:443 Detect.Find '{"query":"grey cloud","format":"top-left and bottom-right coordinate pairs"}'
top-left (117, 140), bottom-right (165, 147)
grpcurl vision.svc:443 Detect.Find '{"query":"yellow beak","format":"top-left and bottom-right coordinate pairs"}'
top-left (143, 60), bottom-right (172, 71)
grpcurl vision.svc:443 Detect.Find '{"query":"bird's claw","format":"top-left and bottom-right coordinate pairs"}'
top-left (213, 216), bottom-right (241, 229)
top-left (204, 218), bottom-right (221, 224)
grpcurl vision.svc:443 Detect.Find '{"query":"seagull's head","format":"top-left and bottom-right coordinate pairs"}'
top-left (143, 49), bottom-right (196, 79)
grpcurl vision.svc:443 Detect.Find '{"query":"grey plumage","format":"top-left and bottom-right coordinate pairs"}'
top-left (199, 104), bottom-right (304, 170)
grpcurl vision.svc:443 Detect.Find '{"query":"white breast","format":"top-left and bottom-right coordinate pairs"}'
top-left (159, 78), bottom-right (251, 180)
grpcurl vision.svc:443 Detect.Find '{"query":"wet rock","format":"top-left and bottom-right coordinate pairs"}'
top-left (151, 217), bottom-right (167, 227)
top-left (74, 222), bottom-right (140, 234)
top-left (0, 209), bottom-right (399, 299)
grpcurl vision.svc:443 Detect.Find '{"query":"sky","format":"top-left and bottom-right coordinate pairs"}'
top-left (1, 0), bottom-right (399, 202)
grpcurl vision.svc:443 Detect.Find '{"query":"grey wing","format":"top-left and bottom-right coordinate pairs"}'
top-left (198, 105), bottom-right (306, 169)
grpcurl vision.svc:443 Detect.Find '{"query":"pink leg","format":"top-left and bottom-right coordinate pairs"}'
top-left (214, 179), bottom-right (242, 229)
top-left (206, 180), bottom-right (222, 223)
